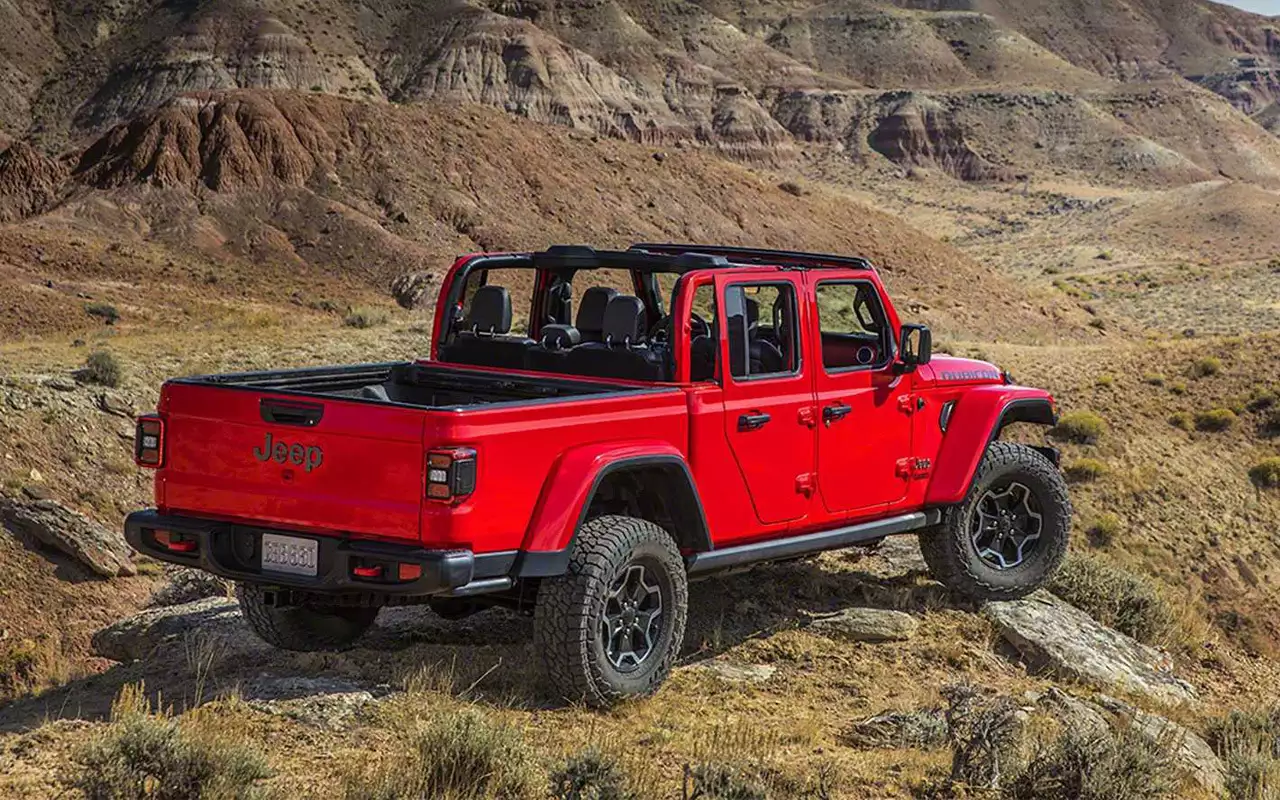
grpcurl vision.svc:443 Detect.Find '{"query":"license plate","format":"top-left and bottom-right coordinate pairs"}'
top-left (261, 533), bottom-right (319, 577)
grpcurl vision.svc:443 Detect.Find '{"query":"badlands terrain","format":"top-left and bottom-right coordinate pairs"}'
top-left (0, 0), bottom-right (1279, 797)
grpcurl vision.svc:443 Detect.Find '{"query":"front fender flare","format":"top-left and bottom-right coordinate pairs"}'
top-left (925, 388), bottom-right (1057, 506)
top-left (514, 441), bottom-right (706, 576)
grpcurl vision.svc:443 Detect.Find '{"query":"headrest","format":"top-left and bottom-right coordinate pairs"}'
top-left (576, 287), bottom-right (618, 333)
top-left (540, 324), bottom-right (581, 350)
top-left (464, 285), bottom-right (512, 334)
top-left (602, 295), bottom-right (646, 346)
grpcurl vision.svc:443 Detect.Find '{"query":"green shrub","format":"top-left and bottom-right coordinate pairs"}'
top-left (1247, 390), bottom-right (1276, 412)
top-left (777, 180), bottom-right (805, 197)
top-left (1207, 707), bottom-right (1280, 800)
top-left (1095, 374), bottom-right (1115, 387)
top-left (1049, 554), bottom-right (1173, 644)
top-left (85, 301), bottom-right (120, 325)
top-left (1085, 513), bottom-right (1122, 547)
top-left (1168, 380), bottom-right (1188, 395)
top-left (1049, 411), bottom-right (1107, 444)
top-left (1004, 727), bottom-right (1179, 800)
top-left (345, 709), bottom-right (540, 800)
top-left (69, 686), bottom-right (270, 800)
top-left (0, 639), bottom-right (43, 699)
top-left (84, 350), bottom-right (123, 387)
top-left (343, 306), bottom-right (390, 329)
top-left (1190, 357), bottom-right (1223, 378)
top-left (1143, 374), bottom-right (1165, 386)
top-left (1065, 458), bottom-right (1108, 484)
top-left (1168, 412), bottom-right (1195, 431)
top-left (551, 749), bottom-right (637, 800)
top-left (1194, 408), bottom-right (1237, 432)
top-left (1263, 410), bottom-right (1280, 438)
top-left (1250, 458), bottom-right (1280, 490)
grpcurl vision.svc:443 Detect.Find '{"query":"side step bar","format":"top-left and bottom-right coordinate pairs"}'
top-left (686, 509), bottom-right (942, 575)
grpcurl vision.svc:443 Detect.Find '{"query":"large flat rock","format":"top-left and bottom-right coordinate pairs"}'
top-left (91, 597), bottom-right (269, 663)
top-left (983, 591), bottom-right (1195, 704)
top-left (809, 607), bottom-right (919, 642)
top-left (1, 496), bottom-right (135, 577)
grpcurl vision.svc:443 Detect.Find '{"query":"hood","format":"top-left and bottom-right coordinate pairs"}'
top-left (925, 355), bottom-right (1005, 386)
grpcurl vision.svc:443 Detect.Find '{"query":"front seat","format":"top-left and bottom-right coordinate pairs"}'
top-left (565, 296), bottom-right (668, 381)
top-left (437, 285), bottom-right (533, 370)
top-left (576, 287), bottom-right (618, 343)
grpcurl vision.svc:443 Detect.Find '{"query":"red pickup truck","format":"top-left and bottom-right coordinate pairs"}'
top-left (126, 244), bottom-right (1070, 706)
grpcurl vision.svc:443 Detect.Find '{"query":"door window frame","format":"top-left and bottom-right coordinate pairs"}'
top-left (721, 278), bottom-right (804, 385)
top-left (813, 279), bottom-right (897, 375)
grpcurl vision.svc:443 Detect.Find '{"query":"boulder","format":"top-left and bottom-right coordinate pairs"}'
top-left (92, 597), bottom-right (269, 662)
top-left (983, 592), bottom-right (1195, 703)
top-left (148, 568), bottom-right (231, 607)
top-left (1033, 687), bottom-right (1110, 739)
top-left (1096, 695), bottom-right (1226, 796)
top-left (1, 497), bottom-right (135, 577)
top-left (242, 676), bottom-right (385, 729)
top-left (693, 660), bottom-right (777, 684)
top-left (390, 271), bottom-right (438, 310)
top-left (809, 607), bottom-right (919, 642)
top-left (97, 392), bottom-right (135, 418)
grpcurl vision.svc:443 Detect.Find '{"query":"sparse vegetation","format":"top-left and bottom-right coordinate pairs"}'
top-left (1084, 512), bottom-right (1122, 547)
top-left (1168, 380), bottom-right (1188, 395)
top-left (1250, 458), bottom-right (1280, 490)
top-left (777, 180), bottom-right (805, 197)
top-left (1065, 458), bottom-right (1108, 484)
top-left (85, 301), bottom-right (120, 325)
top-left (1142, 373), bottom-right (1165, 386)
top-left (69, 684), bottom-right (271, 800)
top-left (343, 306), bottom-right (390, 329)
top-left (1049, 553), bottom-right (1173, 644)
top-left (1004, 726), bottom-right (1179, 800)
top-left (0, 639), bottom-right (43, 699)
top-left (1095, 374), bottom-right (1114, 387)
top-left (1049, 410), bottom-right (1107, 444)
top-left (83, 350), bottom-right (123, 387)
top-left (1194, 408), bottom-right (1237, 432)
top-left (1190, 356), bottom-right (1223, 378)
top-left (1207, 707), bottom-right (1280, 800)
top-left (1168, 411), bottom-right (1195, 431)
top-left (682, 762), bottom-right (767, 800)
top-left (1263, 410), bottom-right (1280, 438)
top-left (1247, 390), bottom-right (1276, 412)
top-left (343, 708), bottom-right (541, 800)
top-left (551, 749), bottom-right (638, 800)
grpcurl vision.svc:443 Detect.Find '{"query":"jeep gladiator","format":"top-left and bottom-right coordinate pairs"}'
top-left (126, 244), bottom-right (1071, 706)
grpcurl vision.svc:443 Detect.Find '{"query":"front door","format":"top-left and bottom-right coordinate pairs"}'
top-left (810, 279), bottom-right (914, 514)
top-left (717, 274), bottom-right (816, 525)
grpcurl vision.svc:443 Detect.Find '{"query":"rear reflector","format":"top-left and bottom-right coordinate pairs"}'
top-left (134, 414), bottom-right (165, 468)
top-left (154, 530), bottom-right (197, 554)
top-left (398, 563), bottom-right (422, 581)
top-left (352, 565), bottom-right (383, 579)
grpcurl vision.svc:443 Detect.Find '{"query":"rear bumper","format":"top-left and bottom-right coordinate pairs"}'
top-left (124, 510), bottom-right (517, 597)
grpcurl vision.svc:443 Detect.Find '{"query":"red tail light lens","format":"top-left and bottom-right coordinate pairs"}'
top-left (426, 447), bottom-right (477, 502)
top-left (135, 415), bottom-right (165, 468)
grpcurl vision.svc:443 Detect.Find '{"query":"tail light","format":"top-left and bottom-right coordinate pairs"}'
top-left (426, 447), bottom-right (477, 502)
top-left (135, 414), bottom-right (165, 468)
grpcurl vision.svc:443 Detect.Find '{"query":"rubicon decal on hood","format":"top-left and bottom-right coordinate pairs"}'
top-left (940, 369), bottom-right (1001, 382)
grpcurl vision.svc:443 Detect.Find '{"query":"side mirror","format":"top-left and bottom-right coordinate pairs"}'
top-left (900, 323), bottom-right (932, 367)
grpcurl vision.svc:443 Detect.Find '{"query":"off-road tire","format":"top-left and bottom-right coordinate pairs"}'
top-left (534, 515), bottom-right (688, 708)
top-left (918, 442), bottom-right (1070, 600)
top-left (236, 582), bottom-right (379, 651)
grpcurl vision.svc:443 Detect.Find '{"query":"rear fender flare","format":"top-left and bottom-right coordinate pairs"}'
top-left (925, 389), bottom-right (1057, 506)
top-left (514, 442), bottom-right (709, 577)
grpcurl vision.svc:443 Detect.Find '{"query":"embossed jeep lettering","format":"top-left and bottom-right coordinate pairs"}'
top-left (253, 432), bottom-right (323, 473)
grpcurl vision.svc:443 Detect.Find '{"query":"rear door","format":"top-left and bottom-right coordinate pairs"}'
top-left (716, 273), bottom-right (817, 525)
top-left (159, 383), bottom-right (426, 541)
top-left (810, 277), bottom-right (914, 514)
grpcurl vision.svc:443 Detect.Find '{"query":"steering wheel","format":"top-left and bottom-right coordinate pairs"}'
top-left (650, 312), bottom-right (711, 344)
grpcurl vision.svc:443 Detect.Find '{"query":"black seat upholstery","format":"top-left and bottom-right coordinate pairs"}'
top-left (437, 285), bottom-right (533, 370)
top-left (526, 323), bottom-right (581, 372)
top-left (576, 287), bottom-right (618, 343)
top-left (565, 296), bottom-right (667, 381)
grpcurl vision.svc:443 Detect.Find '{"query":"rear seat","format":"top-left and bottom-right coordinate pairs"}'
top-left (576, 287), bottom-right (617, 343)
top-left (525, 323), bottom-right (581, 372)
top-left (437, 285), bottom-right (533, 370)
top-left (565, 296), bottom-right (668, 381)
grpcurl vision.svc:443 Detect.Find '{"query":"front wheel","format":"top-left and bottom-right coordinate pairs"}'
top-left (918, 442), bottom-right (1071, 600)
top-left (237, 583), bottom-right (379, 651)
top-left (534, 515), bottom-right (688, 708)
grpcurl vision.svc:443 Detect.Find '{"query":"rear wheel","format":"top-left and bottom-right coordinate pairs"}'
top-left (918, 442), bottom-right (1070, 600)
top-left (534, 515), bottom-right (688, 708)
top-left (237, 583), bottom-right (379, 651)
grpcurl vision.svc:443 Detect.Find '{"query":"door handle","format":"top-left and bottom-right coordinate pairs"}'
top-left (823, 402), bottom-right (852, 426)
top-left (738, 412), bottom-right (772, 431)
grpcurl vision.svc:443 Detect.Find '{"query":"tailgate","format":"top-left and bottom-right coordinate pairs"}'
top-left (158, 382), bottom-right (426, 541)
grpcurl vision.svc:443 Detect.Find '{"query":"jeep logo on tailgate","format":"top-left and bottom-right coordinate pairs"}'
top-left (253, 433), bottom-right (323, 473)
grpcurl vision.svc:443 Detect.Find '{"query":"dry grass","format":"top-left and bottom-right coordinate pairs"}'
top-left (82, 350), bottom-right (122, 387)
top-left (1065, 458), bottom-right (1108, 484)
top-left (1003, 726), bottom-right (1180, 800)
top-left (1194, 408), bottom-right (1237, 432)
top-left (1048, 554), bottom-right (1174, 645)
top-left (343, 306), bottom-right (391, 329)
top-left (1050, 411), bottom-right (1107, 444)
top-left (1250, 458), bottom-right (1280, 490)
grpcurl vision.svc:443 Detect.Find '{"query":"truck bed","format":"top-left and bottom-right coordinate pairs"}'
top-left (184, 361), bottom-right (643, 409)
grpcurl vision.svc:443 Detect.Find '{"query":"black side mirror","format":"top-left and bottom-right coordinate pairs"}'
top-left (900, 323), bottom-right (932, 367)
